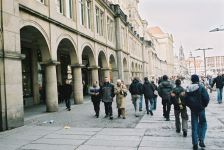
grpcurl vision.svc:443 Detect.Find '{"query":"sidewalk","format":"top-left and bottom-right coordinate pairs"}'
top-left (0, 92), bottom-right (224, 150)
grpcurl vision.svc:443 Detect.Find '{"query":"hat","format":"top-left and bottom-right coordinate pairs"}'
top-left (191, 74), bottom-right (199, 83)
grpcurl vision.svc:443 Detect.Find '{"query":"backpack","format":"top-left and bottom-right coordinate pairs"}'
top-left (184, 85), bottom-right (204, 113)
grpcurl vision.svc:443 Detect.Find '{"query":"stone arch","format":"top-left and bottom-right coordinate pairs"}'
top-left (98, 50), bottom-right (109, 83)
top-left (109, 54), bottom-right (118, 83)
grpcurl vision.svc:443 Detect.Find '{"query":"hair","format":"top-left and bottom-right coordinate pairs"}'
top-left (175, 79), bottom-right (181, 86)
top-left (144, 77), bottom-right (148, 81)
top-left (163, 75), bottom-right (168, 81)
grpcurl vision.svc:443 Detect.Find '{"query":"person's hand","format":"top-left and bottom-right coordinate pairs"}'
top-left (180, 92), bottom-right (185, 96)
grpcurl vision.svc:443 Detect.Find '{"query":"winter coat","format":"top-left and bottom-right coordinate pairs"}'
top-left (158, 80), bottom-right (173, 100)
top-left (184, 84), bottom-right (210, 113)
top-left (115, 84), bottom-right (127, 109)
top-left (89, 86), bottom-right (101, 102)
top-left (171, 86), bottom-right (186, 110)
top-left (151, 83), bottom-right (158, 98)
top-left (129, 79), bottom-right (143, 95)
top-left (212, 76), bottom-right (224, 89)
top-left (62, 84), bottom-right (72, 99)
top-left (100, 82), bottom-right (115, 103)
top-left (142, 81), bottom-right (154, 99)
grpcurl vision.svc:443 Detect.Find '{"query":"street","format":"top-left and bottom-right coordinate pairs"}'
top-left (0, 88), bottom-right (224, 150)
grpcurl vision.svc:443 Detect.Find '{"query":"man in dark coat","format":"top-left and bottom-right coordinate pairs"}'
top-left (184, 74), bottom-right (210, 150)
top-left (211, 73), bottom-right (224, 104)
top-left (62, 80), bottom-right (72, 111)
top-left (142, 77), bottom-right (154, 115)
top-left (89, 81), bottom-right (101, 118)
top-left (100, 77), bottom-right (115, 120)
top-left (129, 77), bottom-right (143, 117)
top-left (158, 75), bottom-right (173, 121)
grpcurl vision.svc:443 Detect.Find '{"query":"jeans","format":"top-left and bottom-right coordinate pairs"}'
top-left (162, 98), bottom-right (171, 119)
top-left (65, 97), bottom-right (71, 109)
top-left (93, 101), bottom-right (100, 116)
top-left (132, 95), bottom-right (140, 115)
top-left (216, 88), bottom-right (223, 103)
top-left (139, 95), bottom-right (143, 110)
top-left (145, 97), bottom-right (154, 113)
top-left (153, 97), bottom-right (157, 110)
top-left (104, 102), bottom-right (113, 117)
top-left (174, 109), bottom-right (188, 132)
top-left (191, 110), bottom-right (207, 145)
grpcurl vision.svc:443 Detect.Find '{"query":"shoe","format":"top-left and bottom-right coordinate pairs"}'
top-left (118, 115), bottom-right (121, 118)
top-left (109, 116), bottom-right (113, 120)
top-left (165, 118), bottom-right (170, 121)
top-left (139, 109), bottom-right (142, 112)
top-left (176, 129), bottom-right (180, 133)
top-left (123, 117), bottom-right (126, 119)
top-left (147, 111), bottom-right (149, 115)
top-left (199, 140), bottom-right (206, 148)
top-left (104, 115), bottom-right (108, 118)
top-left (193, 145), bottom-right (198, 150)
top-left (68, 108), bottom-right (71, 111)
top-left (96, 115), bottom-right (99, 118)
top-left (149, 110), bottom-right (153, 116)
top-left (183, 131), bottom-right (187, 137)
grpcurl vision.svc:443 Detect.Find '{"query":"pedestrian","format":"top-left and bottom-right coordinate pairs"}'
top-left (62, 79), bottom-right (72, 111)
top-left (89, 81), bottom-right (101, 118)
top-left (100, 77), bottom-right (115, 120)
top-left (57, 82), bottom-right (63, 104)
top-left (115, 79), bottom-right (127, 119)
top-left (142, 77), bottom-right (154, 115)
top-left (184, 74), bottom-right (210, 150)
top-left (138, 78), bottom-right (144, 111)
top-left (171, 79), bottom-right (188, 137)
top-left (129, 77), bottom-right (143, 117)
top-left (158, 75), bottom-right (173, 121)
top-left (151, 80), bottom-right (158, 110)
top-left (211, 73), bottom-right (224, 104)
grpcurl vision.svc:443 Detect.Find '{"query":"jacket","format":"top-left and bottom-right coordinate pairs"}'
top-left (171, 86), bottom-right (186, 110)
top-left (212, 76), bottom-right (224, 89)
top-left (142, 81), bottom-right (154, 98)
top-left (100, 82), bottom-right (115, 103)
top-left (184, 84), bottom-right (210, 113)
top-left (151, 83), bottom-right (158, 98)
top-left (89, 86), bottom-right (101, 102)
top-left (115, 84), bottom-right (127, 109)
top-left (129, 79), bottom-right (143, 95)
top-left (158, 80), bottom-right (173, 99)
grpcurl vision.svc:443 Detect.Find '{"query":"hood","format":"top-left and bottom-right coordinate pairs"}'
top-left (144, 80), bottom-right (150, 84)
top-left (160, 81), bottom-right (171, 87)
top-left (186, 84), bottom-right (199, 92)
top-left (133, 79), bottom-right (139, 84)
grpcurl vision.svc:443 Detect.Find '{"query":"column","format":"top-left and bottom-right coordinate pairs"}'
top-left (91, 67), bottom-right (99, 86)
top-left (45, 63), bottom-right (58, 112)
top-left (72, 65), bottom-right (83, 104)
top-left (117, 51), bottom-right (124, 80)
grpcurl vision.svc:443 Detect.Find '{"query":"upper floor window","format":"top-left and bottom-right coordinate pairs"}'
top-left (56, 0), bottom-right (63, 14)
top-left (96, 7), bottom-right (104, 36)
top-left (65, 0), bottom-right (73, 18)
top-left (107, 17), bottom-right (114, 42)
top-left (86, 0), bottom-right (91, 29)
top-left (79, 0), bottom-right (92, 29)
top-left (79, 0), bottom-right (85, 25)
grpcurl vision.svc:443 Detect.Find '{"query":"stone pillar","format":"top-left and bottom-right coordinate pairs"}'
top-left (72, 64), bottom-right (83, 104)
top-left (91, 66), bottom-right (99, 86)
top-left (116, 51), bottom-right (124, 80)
top-left (45, 62), bottom-right (58, 112)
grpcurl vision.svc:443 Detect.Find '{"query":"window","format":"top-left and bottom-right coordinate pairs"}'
top-left (79, 0), bottom-right (85, 25)
top-left (65, 0), bottom-right (73, 18)
top-left (107, 17), bottom-right (114, 42)
top-left (86, 0), bottom-right (91, 29)
top-left (56, 0), bottom-right (63, 14)
top-left (96, 6), bottom-right (104, 36)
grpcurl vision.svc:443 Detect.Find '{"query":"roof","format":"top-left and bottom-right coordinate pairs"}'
top-left (148, 26), bottom-right (165, 35)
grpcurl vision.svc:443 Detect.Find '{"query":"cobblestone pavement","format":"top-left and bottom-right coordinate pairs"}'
top-left (0, 86), bottom-right (224, 150)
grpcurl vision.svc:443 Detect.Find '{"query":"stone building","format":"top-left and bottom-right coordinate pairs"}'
top-left (0, 0), bottom-right (174, 131)
top-left (206, 56), bottom-right (224, 75)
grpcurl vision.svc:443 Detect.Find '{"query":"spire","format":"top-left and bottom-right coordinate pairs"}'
top-left (179, 45), bottom-right (185, 60)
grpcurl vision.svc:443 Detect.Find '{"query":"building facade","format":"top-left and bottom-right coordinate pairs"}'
top-left (0, 0), bottom-right (174, 131)
top-left (206, 56), bottom-right (224, 75)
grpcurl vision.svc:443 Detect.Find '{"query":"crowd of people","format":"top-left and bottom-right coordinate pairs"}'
top-left (57, 72), bottom-right (224, 150)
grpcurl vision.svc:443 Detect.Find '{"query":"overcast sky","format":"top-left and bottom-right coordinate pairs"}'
top-left (139, 0), bottom-right (224, 58)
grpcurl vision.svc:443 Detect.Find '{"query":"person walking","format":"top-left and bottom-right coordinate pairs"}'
top-left (57, 82), bottom-right (63, 104)
top-left (158, 75), bottom-right (173, 121)
top-left (89, 81), bottom-right (101, 118)
top-left (115, 79), bottom-right (127, 119)
top-left (100, 77), bottom-right (115, 120)
top-left (184, 74), bottom-right (210, 150)
top-left (151, 80), bottom-right (158, 110)
top-left (211, 73), bottom-right (224, 104)
top-left (139, 78), bottom-right (144, 111)
top-left (142, 77), bottom-right (154, 116)
top-left (171, 79), bottom-right (188, 137)
top-left (62, 80), bottom-right (72, 111)
top-left (129, 77), bottom-right (143, 117)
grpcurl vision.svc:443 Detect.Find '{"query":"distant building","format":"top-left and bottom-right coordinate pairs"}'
top-left (206, 56), bottom-right (224, 75)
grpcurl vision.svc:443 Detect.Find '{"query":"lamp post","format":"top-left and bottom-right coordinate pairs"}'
top-left (209, 27), bottom-right (224, 32)
top-left (195, 48), bottom-right (213, 77)
top-left (189, 56), bottom-right (200, 74)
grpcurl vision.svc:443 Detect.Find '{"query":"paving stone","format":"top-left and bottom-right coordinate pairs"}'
top-left (98, 128), bottom-right (146, 136)
top-left (44, 133), bottom-right (91, 140)
top-left (77, 145), bottom-right (137, 150)
top-left (85, 139), bottom-right (140, 147)
top-left (32, 138), bottom-right (86, 146)
top-left (20, 143), bottom-right (77, 150)
top-left (91, 135), bottom-right (142, 141)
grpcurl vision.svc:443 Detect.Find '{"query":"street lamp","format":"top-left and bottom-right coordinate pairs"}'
top-left (189, 55), bottom-right (200, 74)
top-left (209, 27), bottom-right (224, 32)
top-left (195, 48), bottom-right (213, 77)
